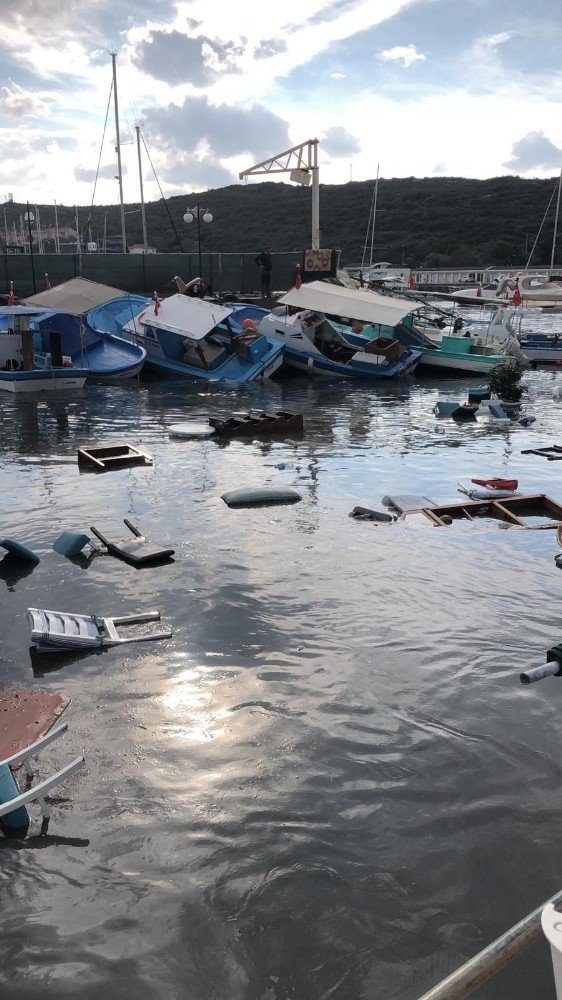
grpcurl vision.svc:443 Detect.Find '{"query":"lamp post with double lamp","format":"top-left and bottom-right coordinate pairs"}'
top-left (183, 205), bottom-right (213, 288)
top-left (24, 203), bottom-right (36, 293)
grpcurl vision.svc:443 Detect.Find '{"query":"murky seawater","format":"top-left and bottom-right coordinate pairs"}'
top-left (1, 349), bottom-right (562, 999)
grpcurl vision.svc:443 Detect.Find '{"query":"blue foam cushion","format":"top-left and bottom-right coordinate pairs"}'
top-left (53, 532), bottom-right (90, 557)
top-left (0, 539), bottom-right (40, 563)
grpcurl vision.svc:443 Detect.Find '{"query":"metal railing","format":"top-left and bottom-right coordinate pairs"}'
top-left (416, 890), bottom-right (562, 1000)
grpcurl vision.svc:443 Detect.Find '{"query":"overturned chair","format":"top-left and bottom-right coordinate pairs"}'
top-left (0, 688), bottom-right (84, 837)
top-left (27, 608), bottom-right (172, 654)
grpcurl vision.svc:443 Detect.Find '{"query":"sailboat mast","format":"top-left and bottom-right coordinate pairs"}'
top-left (551, 168), bottom-right (562, 271)
top-left (369, 163), bottom-right (380, 270)
top-left (111, 51), bottom-right (127, 253)
top-left (136, 125), bottom-right (148, 251)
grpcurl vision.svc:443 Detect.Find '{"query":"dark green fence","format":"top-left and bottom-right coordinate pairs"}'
top-left (1, 251), bottom-right (305, 299)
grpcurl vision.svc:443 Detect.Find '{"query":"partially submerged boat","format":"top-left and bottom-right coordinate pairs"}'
top-left (257, 281), bottom-right (421, 379)
top-left (0, 307), bottom-right (88, 394)
top-left (88, 293), bottom-right (284, 383)
top-left (23, 278), bottom-right (146, 381)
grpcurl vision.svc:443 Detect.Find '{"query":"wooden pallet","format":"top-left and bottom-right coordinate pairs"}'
top-left (77, 443), bottom-right (153, 471)
top-left (401, 493), bottom-right (562, 528)
top-left (208, 410), bottom-right (304, 437)
top-left (521, 445), bottom-right (562, 461)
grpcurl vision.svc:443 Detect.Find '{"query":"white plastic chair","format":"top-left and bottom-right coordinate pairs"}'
top-left (0, 723), bottom-right (84, 835)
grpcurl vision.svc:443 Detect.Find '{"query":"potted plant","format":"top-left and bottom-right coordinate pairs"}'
top-left (488, 360), bottom-right (525, 403)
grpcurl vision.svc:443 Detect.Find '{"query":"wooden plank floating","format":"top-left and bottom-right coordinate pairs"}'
top-left (521, 445), bottom-right (562, 461)
top-left (208, 410), bottom-right (304, 437)
top-left (77, 443), bottom-right (153, 471)
top-left (401, 493), bottom-right (562, 528)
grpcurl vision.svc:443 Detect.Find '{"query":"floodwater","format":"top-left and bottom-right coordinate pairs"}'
top-left (1, 353), bottom-right (562, 999)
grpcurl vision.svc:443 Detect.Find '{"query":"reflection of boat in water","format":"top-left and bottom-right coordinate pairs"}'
top-left (256, 281), bottom-right (421, 379)
top-left (0, 308), bottom-right (88, 394)
top-left (88, 293), bottom-right (284, 384)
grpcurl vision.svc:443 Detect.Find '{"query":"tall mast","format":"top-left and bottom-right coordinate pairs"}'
top-left (136, 125), bottom-right (148, 251)
top-left (111, 50), bottom-right (127, 252)
top-left (551, 168), bottom-right (562, 271)
top-left (369, 163), bottom-right (380, 270)
top-left (54, 200), bottom-right (60, 254)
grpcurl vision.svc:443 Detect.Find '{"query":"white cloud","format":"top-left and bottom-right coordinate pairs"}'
top-left (0, 85), bottom-right (49, 118)
top-left (378, 44), bottom-right (426, 68)
top-left (331, 72), bottom-right (347, 79)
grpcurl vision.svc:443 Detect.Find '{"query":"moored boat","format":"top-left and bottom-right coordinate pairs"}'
top-left (0, 308), bottom-right (88, 394)
top-left (22, 278), bottom-right (146, 380)
top-left (88, 293), bottom-right (284, 383)
top-left (257, 281), bottom-right (421, 379)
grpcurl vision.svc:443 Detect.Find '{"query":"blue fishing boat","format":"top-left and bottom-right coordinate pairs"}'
top-left (256, 281), bottom-right (421, 378)
top-left (88, 294), bottom-right (284, 383)
top-left (0, 307), bottom-right (88, 394)
top-left (22, 277), bottom-right (146, 380)
top-left (32, 311), bottom-right (145, 381)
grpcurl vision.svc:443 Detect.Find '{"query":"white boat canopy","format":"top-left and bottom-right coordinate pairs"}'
top-left (279, 280), bottom-right (418, 326)
top-left (24, 277), bottom-right (127, 315)
top-left (124, 293), bottom-right (234, 341)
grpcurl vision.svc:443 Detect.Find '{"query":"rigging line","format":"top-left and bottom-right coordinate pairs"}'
top-left (141, 131), bottom-right (184, 251)
top-left (87, 79), bottom-right (114, 240)
top-left (525, 179), bottom-right (558, 271)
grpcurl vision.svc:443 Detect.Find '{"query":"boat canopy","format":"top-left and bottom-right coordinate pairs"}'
top-left (124, 294), bottom-right (234, 341)
top-left (279, 281), bottom-right (417, 326)
top-left (25, 277), bottom-right (127, 315)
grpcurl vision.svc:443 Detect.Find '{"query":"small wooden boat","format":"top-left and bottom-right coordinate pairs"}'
top-left (208, 410), bottom-right (304, 436)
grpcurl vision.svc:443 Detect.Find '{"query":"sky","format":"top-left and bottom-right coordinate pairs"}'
top-left (1, 0), bottom-right (562, 208)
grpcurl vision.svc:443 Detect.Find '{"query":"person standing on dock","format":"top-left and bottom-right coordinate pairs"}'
top-left (254, 245), bottom-right (272, 299)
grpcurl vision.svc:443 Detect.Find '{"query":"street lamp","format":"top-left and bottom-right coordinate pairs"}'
top-left (24, 203), bottom-right (36, 293)
top-left (183, 205), bottom-right (213, 284)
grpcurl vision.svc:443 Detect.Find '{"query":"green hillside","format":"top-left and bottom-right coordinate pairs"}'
top-left (3, 174), bottom-right (561, 268)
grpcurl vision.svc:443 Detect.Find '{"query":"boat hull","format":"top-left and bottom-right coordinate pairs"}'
top-left (283, 346), bottom-right (420, 379)
top-left (0, 370), bottom-right (87, 394)
top-left (138, 345), bottom-right (284, 382)
top-left (418, 350), bottom-right (504, 374)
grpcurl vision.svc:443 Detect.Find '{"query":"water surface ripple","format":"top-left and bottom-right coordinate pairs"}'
top-left (1, 364), bottom-right (561, 1000)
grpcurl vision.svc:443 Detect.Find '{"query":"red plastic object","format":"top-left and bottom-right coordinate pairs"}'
top-left (471, 477), bottom-right (518, 490)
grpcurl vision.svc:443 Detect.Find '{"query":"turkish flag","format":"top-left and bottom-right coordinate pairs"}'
top-left (295, 266), bottom-right (302, 290)
top-left (408, 271), bottom-right (415, 289)
top-left (153, 292), bottom-right (161, 316)
top-left (7, 283), bottom-right (14, 306)
top-left (476, 285), bottom-right (482, 298)
top-left (513, 285), bottom-right (521, 307)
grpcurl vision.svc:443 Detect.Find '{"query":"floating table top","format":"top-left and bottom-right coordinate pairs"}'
top-left (0, 688), bottom-right (70, 760)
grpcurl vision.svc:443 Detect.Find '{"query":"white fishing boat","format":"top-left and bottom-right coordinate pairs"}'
top-left (257, 281), bottom-right (421, 379)
top-left (0, 308), bottom-right (87, 394)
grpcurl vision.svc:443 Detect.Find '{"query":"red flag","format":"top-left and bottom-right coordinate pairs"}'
top-left (45, 272), bottom-right (51, 289)
top-left (513, 284), bottom-right (521, 307)
top-left (295, 265), bottom-right (302, 290)
top-left (153, 292), bottom-right (161, 316)
top-left (7, 282), bottom-right (14, 307)
top-left (408, 271), bottom-right (415, 290)
top-left (476, 285), bottom-right (482, 298)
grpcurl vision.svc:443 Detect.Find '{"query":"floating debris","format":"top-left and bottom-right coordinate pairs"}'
top-left (77, 443), bottom-right (153, 471)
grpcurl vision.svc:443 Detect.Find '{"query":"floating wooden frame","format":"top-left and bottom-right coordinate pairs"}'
top-left (521, 445), bottom-right (562, 461)
top-left (401, 493), bottom-right (562, 529)
top-left (208, 410), bottom-right (304, 437)
top-left (77, 443), bottom-right (153, 471)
